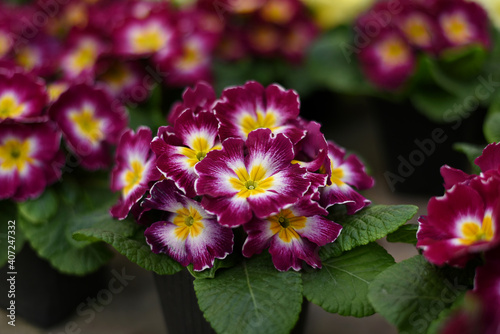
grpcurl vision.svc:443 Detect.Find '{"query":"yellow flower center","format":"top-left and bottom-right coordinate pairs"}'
top-left (122, 160), bottom-right (144, 196)
top-left (459, 215), bottom-right (494, 245)
top-left (402, 16), bottom-right (432, 47)
top-left (16, 47), bottom-right (37, 71)
top-left (47, 83), bottom-right (68, 103)
top-left (0, 94), bottom-right (26, 120)
top-left (100, 62), bottom-right (131, 90)
top-left (250, 26), bottom-right (280, 52)
top-left (0, 33), bottom-right (11, 57)
top-left (177, 43), bottom-right (202, 71)
top-left (377, 37), bottom-right (411, 68)
top-left (0, 138), bottom-right (34, 172)
top-left (131, 25), bottom-right (168, 53)
top-left (260, 0), bottom-right (294, 24)
top-left (229, 164), bottom-right (274, 198)
top-left (441, 13), bottom-right (473, 45)
top-left (269, 209), bottom-right (306, 243)
top-left (173, 206), bottom-right (204, 241)
top-left (179, 137), bottom-right (220, 168)
top-left (240, 110), bottom-right (278, 137)
top-left (69, 106), bottom-right (104, 145)
top-left (69, 40), bottom-right (99, 74)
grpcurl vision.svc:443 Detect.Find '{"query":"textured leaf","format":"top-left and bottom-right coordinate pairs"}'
top-left (17, 188), bottom-right (58, 224)
top-left (321, 205), bottom-right (418, 259)
top-left (188, 253), bottom-right (239, 279)
top-left (368, 255), bottom-right (472, 334)
top-left (18, 179), bottom-right (125, 275)
top-left (74, 219), bottom-right (183, 275)
top-left (194, 253), bottom-right (303, 334)
top-left (303, 243), bottom-right (395, 317)
top-left (386, 224), bottom-right (418, 245)
top-left (0, 201), bottom-right (25, 267)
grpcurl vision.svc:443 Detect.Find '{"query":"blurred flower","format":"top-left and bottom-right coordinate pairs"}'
top-left (110, 127), bottom-right (162, 220)
top-left (436, 0), bottom-right (490, 50)
top-left (49, 83), bottom-right (128, 170)
top-left (143, 179), bottom-right (234, 271)
top-left (301, 0), bottom-right (375, 29)
top-left (0, 71), bottom-right (48, 123)
top-left (0, 122), bottom-right (63, 201)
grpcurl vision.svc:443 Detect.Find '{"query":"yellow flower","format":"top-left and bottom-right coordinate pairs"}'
top-left (300, 0), bottom-right (375, 29)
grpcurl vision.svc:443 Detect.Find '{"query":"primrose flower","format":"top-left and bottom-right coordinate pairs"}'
top-left (471, 0), bottom-right (500, 29)
top-left (319, 142), bottom-right (374, 214)
top-left (97, 59), bottom-right (148, 104)
top-left (113, 10), bottom-right (179, 62)
top-left (436, 0), bottom-right (490, 50)
top-left (143, 179), bottom-right (234, 271)
top-left (167, 81), bottom-right (217, 125)
top-left (13, 34), bottom-right (61, 78)
top-left (162, 32), bottom-right (214, 87)
top-left (395, 5), bottom-right (442, 53)
top-left (60, 31), bottom-right (107, 80)
top-left (358, 30), bottom-right (416, 90)
top-left (243, 197), bottom-right (342, 271)
top-left (0, 122), bottom-right (63, 201)
top-left (49, 83), bottom-right (128, 170)
top-left (195, 128), bottom-right (311, 227)
top-left (417, 175), bottom-right (500, 267)
top-left (214, 81), bottom-right (305, 143)
top-left (152, 109), bottom-right (221, 198)
top-left (0, 71), bottom-right (48, 123)
top-left (110, 127), bottom-right (162, 220)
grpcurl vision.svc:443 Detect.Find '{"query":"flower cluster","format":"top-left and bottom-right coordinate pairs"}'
top-left (356, 0), bottom-right (490, 90)
top-left (110, 81), bottom-right (374, 271)
top-left (199, 0), bottom-right (319, 63)
top-left (417, 142), bottom-right (500, 333)
top-left (0, 62), bottom-right (128, 202)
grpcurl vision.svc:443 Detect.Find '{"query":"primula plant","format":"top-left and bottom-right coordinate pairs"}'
top-left (74, 81), bottom-right (418, 334)
top-left (368, 142), bottom-right (500, 334)
top-left (307, 0), bottom-right (500, 123)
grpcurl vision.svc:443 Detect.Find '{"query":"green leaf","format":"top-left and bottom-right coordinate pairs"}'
top-left (410, 87), bottom-right (466, 123)
top-left (320, 205), bottom-right (418, 259)
top-left (188, 253), bottom-right (239, 279)
top-left (427, 294), bottom-right (467, 334)
top-left (306, 26), bottom-right (374, 96)
top-left (0, 201), bottom-right (25, 267)
top-left (303, 243), bottom-right (395, 317)
top-left (484, 96), bottom-right (500, 144)
top-left (18, 179), bottom-right (125, 275)
top-left (74, 219), bottom-right (183, 275)
top-left (386, 224), bottom-right (418, 245)
top-left (194, 253), bottom-right (303, 334)
top-left (368, 255), bottom-right (471, 334)
top-left (17, 188), bottom-right (58, 224)
top-left (453, 142), bottom-right (483, 175)
top-left (438, 46), bottom-right (488, 80)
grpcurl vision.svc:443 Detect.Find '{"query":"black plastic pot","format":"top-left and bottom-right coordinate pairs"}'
top-left (372, 98), bottom-right (484, 195)
top-left (154, 269), bottom-right (308, 334)
top-left (0, 244), bottom-right (107, 328)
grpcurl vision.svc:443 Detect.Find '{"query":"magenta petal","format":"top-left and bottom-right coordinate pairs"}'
top-left (242, 217), bottom-right (275, 258)
top-left (440, 165), bottom-right (473, 190)
top-left (269, 236), bottom-right (321, 271)
top-left (201, 195), bottom-right (253, 227)
top-left (320, 183), bottom-right (371, 214)
top-left (475, 143), bottom-right (500, 174)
